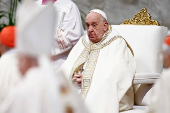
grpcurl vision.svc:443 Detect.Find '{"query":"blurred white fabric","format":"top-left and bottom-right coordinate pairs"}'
top-left (36, 0), bottom-right (84, 70)
top-left (17, 0), bottom-right (56, 56)
top-left (0, 49), bottom-right (22, 105)
top-left (0, 59), bottom-right (62, 113)
top-left (146, 69), bottom-right (170, 113)
top-left (0, 1), bottom-right (89, 113)
top-left (0, 56), bottom-right (89, 113)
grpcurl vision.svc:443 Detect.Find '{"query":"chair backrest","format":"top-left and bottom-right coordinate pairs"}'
top-left (112, 25), bottom-right (168, 106)
top-left (112, 25), bottom-right (167, 75)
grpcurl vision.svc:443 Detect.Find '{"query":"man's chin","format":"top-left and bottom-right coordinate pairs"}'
top-left (89, 38), bottom-right (97, 43)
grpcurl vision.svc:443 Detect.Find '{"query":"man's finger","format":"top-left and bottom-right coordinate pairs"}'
top-left (74, 74), bottom-right (82, 78)
top-left (76, 78), bottom-right (81, 83)
top-left (78, 83), bottom-right (81, 87)
top-left (72, 78), bottom-right (76, 82)
top-left (77, 73), bottom-right (83, 76)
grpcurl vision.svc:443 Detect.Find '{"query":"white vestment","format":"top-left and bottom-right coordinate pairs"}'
top-left (36, 0), bottom-right (84, 70)
top-left (146, 69), bottom-right (170, 113)
top-left (0, 57), bottom-right (89, 113)
top-left (0, 49), bottom-right (22, 105)
top-left (57, 26), bottom-right (136, 113)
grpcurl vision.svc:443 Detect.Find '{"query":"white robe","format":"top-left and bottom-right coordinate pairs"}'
top-left (36, 0), bottom-right (84, 69)
top-left (57, 26), bottom-right (136, 113)
top-left (0, 57), bottom-right (89, 113)
top-left (0, 49), bottom-right (22, 105)
top-left (146, 69), bottom-right (170, 113)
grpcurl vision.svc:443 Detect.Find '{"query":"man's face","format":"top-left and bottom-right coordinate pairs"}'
top-left (18, 54), bottom-right (31, 76)
top-left (86, 12), bottom-right (108, 43)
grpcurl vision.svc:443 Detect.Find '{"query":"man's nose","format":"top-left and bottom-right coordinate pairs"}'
top-left (88, 26), bottom-right (94, 32)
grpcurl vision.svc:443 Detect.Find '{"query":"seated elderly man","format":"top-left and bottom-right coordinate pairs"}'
top-left (57, 9), bottom-right (136, 113)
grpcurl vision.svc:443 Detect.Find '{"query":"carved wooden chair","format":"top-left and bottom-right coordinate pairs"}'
top-left (112, 8), bottom-right (168, 113)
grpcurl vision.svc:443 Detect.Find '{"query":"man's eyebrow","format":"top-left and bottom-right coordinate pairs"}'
top-left (91, 22), bottom-right (97, 24)
top-left (85, 21), bottom-right (97, 25)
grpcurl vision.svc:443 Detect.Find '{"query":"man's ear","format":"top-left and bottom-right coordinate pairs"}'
top-left (104, 22), bottom-right (109, 32)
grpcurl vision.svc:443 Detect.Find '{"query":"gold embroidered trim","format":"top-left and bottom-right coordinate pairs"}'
top-left (69, 48), bottom-right (90, 81)
top-left (122, 38), bottom-right (134, 56)
top-left (81, 49), bottom-right (100, 100)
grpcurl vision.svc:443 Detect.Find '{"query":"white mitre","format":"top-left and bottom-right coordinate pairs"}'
top-left (90, 9), bottom-right (107, 21)
top-left (16, 0), bottom-right (56, 56)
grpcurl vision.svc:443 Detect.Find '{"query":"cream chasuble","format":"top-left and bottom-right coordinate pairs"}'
top-left (57, 25), bottom-right (136, 113)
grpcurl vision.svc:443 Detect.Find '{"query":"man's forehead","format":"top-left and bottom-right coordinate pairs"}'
top-left (87, 12), bottom-right (101, 18)
top-left (86, 12), bottom-right (101, 23)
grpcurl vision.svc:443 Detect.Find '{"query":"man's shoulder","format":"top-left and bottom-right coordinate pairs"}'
top-left (107, 35), bottom-right (134, 56)
top-left (81, 34), bottom-right (86, 39)
top-left (106, 35), bottom-right (125, 45)
top-left (109, 35), bottom-right (128, 45)
top-left (71, 35), bottom-right (85, 49)
top-left (105, 26), bottom-right (126, 45)
top-left (0, 53), bottom-right (18, 66)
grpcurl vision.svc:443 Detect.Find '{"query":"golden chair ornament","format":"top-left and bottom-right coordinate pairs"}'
top-left (122, 7), bottom-right (160, 26)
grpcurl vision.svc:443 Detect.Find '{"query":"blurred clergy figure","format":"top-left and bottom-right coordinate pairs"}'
top-left (57, 9), bottom-right (136, 113)
top-left (146, 34), bottom-right (170, 113)
top-left (0, 26), bottom-right (22, 105)
top-left (36, 0), bottom-right (84, 70)
top-left (0, 0), bottom-right (88, 113)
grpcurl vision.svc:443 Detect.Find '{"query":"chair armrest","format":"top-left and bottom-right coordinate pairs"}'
top-left (133, 73), bottom-right (161, 84)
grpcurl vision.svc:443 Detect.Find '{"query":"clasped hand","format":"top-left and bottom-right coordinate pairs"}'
top-left (72, 73), bottom-right (82, 87)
